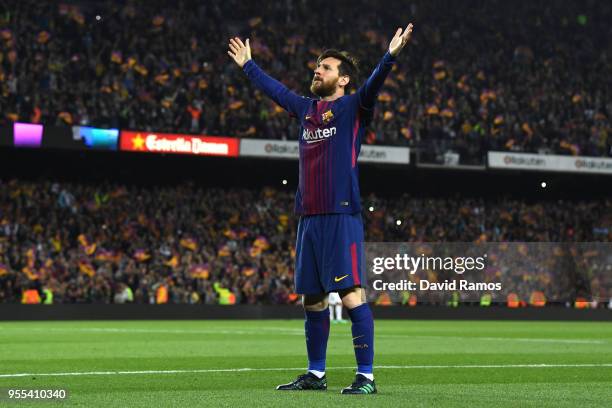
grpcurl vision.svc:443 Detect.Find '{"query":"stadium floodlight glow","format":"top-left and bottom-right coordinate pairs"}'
top-left (396, 219), bottom-right (402, 226)
top-left (369, 206), bottom-right (374, 212)
top-left (541, 181), bottom-right (547, 188)
top-left (282, 179), bottom-right (288, 185)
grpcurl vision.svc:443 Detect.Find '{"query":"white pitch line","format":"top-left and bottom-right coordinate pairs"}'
top-left (3, 327), bottom-right (606, 344)
top-left (377, 335), bottom-right (606, 345)
top-left (472, 337), bottom-right (604, 344)
top-left (1, 327), bottom-right (607, 344)
top-left (3, 327), bottom-right (305, 336)
top-left (0, 364), bottom-right (611, 379)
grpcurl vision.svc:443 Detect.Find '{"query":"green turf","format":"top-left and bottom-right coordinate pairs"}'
top-left (0, 320), bottom-right (611, 407)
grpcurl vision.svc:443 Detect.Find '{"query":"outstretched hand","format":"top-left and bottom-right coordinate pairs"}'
top-left (388, 23), bottom-right (413, 57)
top-left (228, 37), bottom-right (252, 68)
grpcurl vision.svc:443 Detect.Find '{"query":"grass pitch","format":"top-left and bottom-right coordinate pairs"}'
top-left (0, 319), bottom-right (611, 407)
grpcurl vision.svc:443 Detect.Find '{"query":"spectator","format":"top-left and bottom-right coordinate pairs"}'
top-left (0, 0), bottom-right (609, 160)
top-left (0, 178), bottom-right (609, 304)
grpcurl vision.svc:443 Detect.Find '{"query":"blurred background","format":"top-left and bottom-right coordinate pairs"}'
top-left (0, 0), bottom-right (610, 309)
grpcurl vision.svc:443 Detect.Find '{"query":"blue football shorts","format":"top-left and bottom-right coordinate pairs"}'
top-left (295, 213), bottom-right (365, 295)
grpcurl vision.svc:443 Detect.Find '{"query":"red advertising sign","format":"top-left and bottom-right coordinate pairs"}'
top-left (120, 131), bottom-right (239, 157)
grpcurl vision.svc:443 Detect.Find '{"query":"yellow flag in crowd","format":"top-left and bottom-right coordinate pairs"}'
top-left (217, 245), bottom-right (230, 257)
top-left (190, 264), bottom-right (210, 279)
top-left (242, 267), bottom-right (256, 277)
top-left (164, 255), bottom-right (180, 269)
top-left (78, 259), bottom-right (95, 277)
top-left (133, 249), bottom-right (151, 262)
top-left (180, 238), bottom-right (198, 251)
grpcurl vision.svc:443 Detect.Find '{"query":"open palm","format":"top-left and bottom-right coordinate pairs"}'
top-left (388, 23), bottom-right (413, 56)
top-left (228, 37), bottom-right (252, 68)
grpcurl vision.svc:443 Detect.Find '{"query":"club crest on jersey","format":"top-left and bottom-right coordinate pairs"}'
top-left (322, 110), bottom-right (334, 124)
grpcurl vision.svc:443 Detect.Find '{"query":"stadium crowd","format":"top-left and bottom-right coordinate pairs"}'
top-left (0, 179), bottom-right (610, 304)
top-left (1, 0), bottom-right (610, 163)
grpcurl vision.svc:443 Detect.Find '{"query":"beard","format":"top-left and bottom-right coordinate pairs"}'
top-left (310, 77), bottom-right (338, 98)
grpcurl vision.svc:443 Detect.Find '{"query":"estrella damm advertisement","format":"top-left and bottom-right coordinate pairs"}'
top-left (119, 131), bottom-right (240, 157)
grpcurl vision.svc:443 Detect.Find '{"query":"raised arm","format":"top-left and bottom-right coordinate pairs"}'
top-left (358, 23), bottom-right (413, 110)
top-left (228, 37), bottom-right (309, 117)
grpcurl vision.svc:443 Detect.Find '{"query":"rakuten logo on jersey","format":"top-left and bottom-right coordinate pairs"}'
top-left (302, 127), bottom-right (336, 144)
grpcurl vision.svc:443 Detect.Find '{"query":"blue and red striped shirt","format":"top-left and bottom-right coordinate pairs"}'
top-left (243, 52), bottom-right (396, 215)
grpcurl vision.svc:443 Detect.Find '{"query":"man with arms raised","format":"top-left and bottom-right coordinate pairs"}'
top-left (228, 23), bottom-right (413, 394)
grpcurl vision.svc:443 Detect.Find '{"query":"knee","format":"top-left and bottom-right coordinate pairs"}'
top-left (303, 295), bottom-right (328, 312)
top-left (339, 287), bottom-right (364, 309)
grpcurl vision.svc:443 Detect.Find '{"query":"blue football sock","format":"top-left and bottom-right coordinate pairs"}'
top-left (305, 308), bottom-right (330, 372)
top-left (348, 303), bottom-right (374, 374)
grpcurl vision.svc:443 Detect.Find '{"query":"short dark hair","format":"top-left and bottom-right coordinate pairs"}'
top-left (317, 49), bottom-right (359, 90)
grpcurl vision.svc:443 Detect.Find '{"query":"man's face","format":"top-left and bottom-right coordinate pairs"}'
top-left (310, 57), bottom-right (344, 97)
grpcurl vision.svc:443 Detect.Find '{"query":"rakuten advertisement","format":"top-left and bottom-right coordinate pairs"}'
top-left (488, 151), bottom-right (612, 174)
top-left (120, 131), bottom-right (239, 157)
top-left (240, 138), bottom-right (410, 164)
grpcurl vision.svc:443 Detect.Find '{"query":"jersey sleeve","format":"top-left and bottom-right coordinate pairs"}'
top-left (243, 60), bottom-right (310, 118)
top-left (356, 52), bottom-right (396, 116)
